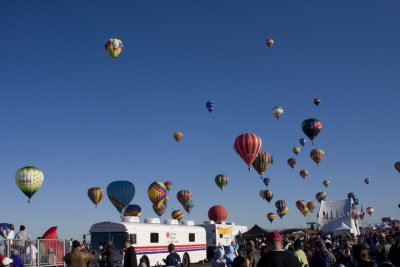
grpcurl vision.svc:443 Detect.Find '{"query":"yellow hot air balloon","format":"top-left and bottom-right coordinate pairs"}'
top-left (292, 146), bottom-right (301, 156)
top-left (105, 38), bottom-right (123, 60)
top-left (171, 210), bottom-right (184, 222)
top-left (87, 187), bottom-right (105, 208)
top-left (15, 166), bottom-right (44, 203)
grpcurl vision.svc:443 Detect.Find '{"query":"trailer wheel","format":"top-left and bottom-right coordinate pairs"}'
top-left (182, 253), bottom-right (190, 267)
top-left (140, 256), bottom-right (150, 267)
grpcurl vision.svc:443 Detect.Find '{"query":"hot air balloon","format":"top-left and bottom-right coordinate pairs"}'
top-left (315, 192), bottom-right (327, 203)
top-left (272, 107), bottom-right (284, 120)
top-left (164, 181), bottom-right (173, 191)
top-left (395, 161), bottom-right (400, 173)
top-left (184, 200), bottom-right (194, 214)
top-left (299, 169), bottom-right (309, 180)
top-left (264, 189), bottom-right (274, 203)
top-left (252, 151), bottom-right (271, 178)
top-left (299, 138), bottom-right (306, 147)
top-left (153, 203), bottom-right (167, 217)
top-left (277, 206), bottom-right (289, 218)
top-left (173, 131), bottom-right (183, 143)
top-left (313, 98), bottom-right (321, 106)
top-left (364, 178), bottom-right (370, 185)
top-left (148, 181), bottom-right (167, 209)
top-left (275, 200), bottom-right (287, 211)
top-left (310, 148), bottom-right (324, 165)
top-left (177, 190), bottom-right (192, 209)
top-left (292, 146), bottom-right (301, 156)
top-left (171, 210), bottom-right (184, 222)
top-left (306, 201), bottom-right (316, 213)
top-left (163, 195), bottom-right (170, 205)
top-left (15, 166), bottom-right (44, 203)
top-left (366, 207), bottom-right (374, 216)
top-left (301, 118), bottom-right (323, 144)
top-left (296, 200), bottom-right (307, 211)
top-left (107, 181), bottom-right (135, 213)
top-left (206, 101), bottom-right (215, 114)
top-left (263, 178), bottom-right (271, 187)
top-left (323, 180), bottom-right (330, 188)
top-left (259, 190), bottom-right (265, 200)
top-left (287, 158), bottom-right (297, 169)
top-left (105, 38), bottom-right (123, 60)
top-left (215, 174), bottom-right (229, 191)
top-left (123, 204), bottom-right (142, 217)
top-left (398, 203), bottom-right (400, 208)
top-left (208, 205), bottom-right (228, 223)
top-left (265, 38), bottom-right (274, 47)
top-left (234, 133), bottom-right (262, 170)
top-left (269, 156), bottom-right (275, 165)
top-left (267, 213), bottom-right (276, 223)
top-left (87, 187), bottom-right (105, 208)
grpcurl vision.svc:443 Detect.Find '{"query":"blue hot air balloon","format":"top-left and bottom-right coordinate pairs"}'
top-left (107, 181), bottom-right (135, 214)
top-left (263, 178), bottom-right (271, 187)
top-left (206, 101), bottom-right (215, 114)
top-left (299, 138), bottom-right (306, 147)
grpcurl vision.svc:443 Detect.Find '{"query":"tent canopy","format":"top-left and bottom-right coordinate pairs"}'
top-left (237, 224), bottom-right (268, 239)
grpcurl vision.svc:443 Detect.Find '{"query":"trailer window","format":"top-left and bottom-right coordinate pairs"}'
top-left (130, 234), bottom-right (137, 245)
top-left (189, 233), bottom-right (195, 242)
top-left (90, 232), bottom-right (128, 250)
top-left (150, 233), bottom-right (159, 243)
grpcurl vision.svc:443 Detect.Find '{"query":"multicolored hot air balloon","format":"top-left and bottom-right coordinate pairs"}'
top-left (299, 138), bottom-right (306, 147)
top-left (105, 38), bottom-right (123, 60)
top-left (184, 199), bottom-right (194, 214)
top-left (234, 133), bottom-right (262, 170)
top-left (316, 192), bottom-right (327, 203)
top-left (215, 174), bottom-right (229, 191)
top-left (264, 189), bottom-right (274, 203)
top-left (259, 190), bottom-right (265, 200)
top-left (265, 38), bottom-right (274, 47)
top-left (87, 187), bottom-right (105, 208)
top-left (310, 148), bottom-right (324, 165)
top-left (177, 190), bottom-right (192, 209)
top-left (275, 199), bottom-right (287, 211)
top-left (272, 107), bottom-right (284, 120)
top-left (206, 101), bottom-right (215, 114)
top-left (296, 200), bottom-right (307, 211)
top-left (263, 178), bottom-right (271, 187)
top-left (323, 180), bottom-right (330, 188)
top-left (366, 207), bottom-right (374, 216)
top-left (287, 158), bottom-right (297, 169)
top-left (364, 178), bottom-right (370, 185)
top-left (123, 204), bottom-right (142, 217)
top-left (164, 181), bottom-right (173, 192)
top-left (301, 118), bottom-right (323, 144)
top-left (313, 98), bottom-right (321, 106)
top-left (208, 205), bottom-right (228, 223)
top-left (15, 166), bottom-right (44, 203)
top-left (277, 206), bottom-right (289, 219)
top-left (153, 203), bottom-right (167, 217)
top-left (173, 131), bottom-right (183, 143)
top-left (292, 146), bottom-right (301, 156)
top-left (252, 151), bottom-right (271, 178)
top-left (267, 212), bottom-right (276, 223)
top-left (306, 201), bottom-right (316, 213)
top-left (395, 162), bottom-right (400, 173)
top-left (171, 210), bottom-right (184, 222)
top-left (300, 169), bottom-right (309, 180)
top-left (148, 181), bottom-right (167, 209)
top-left (107, 181), bottom-right (135, 213)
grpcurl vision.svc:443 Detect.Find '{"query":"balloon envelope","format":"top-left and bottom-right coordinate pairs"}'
top-left (265, 38), bottom-right (274, 47)
top-left (313, 98), bottom-right (321, 106)
top-left (301, 118), bottom-right (323, 143)
top-left (171, 210), bottom-right (184, 222)
top-left (310, 148), bottom-right (324, 165)
top-left (299, 138), bottom-right (306, 147)
top-left (87, 187), bottom-right (105, 207)
top-left (124, 204), bottom-right (142, 217)
top-left (164, 181), bottom-right (173, 191)
top-left (252, 151), bottom-right (271, 177)
top-left (364, 178), bottom-right (370, 185)
top-left (208, 205), bottom-right (228, 223)
top-left (177, 190), bottom-right (192, 208)
top-left (153, 203), bottom-right (167, 217)
top-left (206, 101), bottom-right (216, 113)
top-left (148, 181), bottom-right (167, 209)
top-left (107, 181), bottom-right (135, 214)
top-left (292, 146), bottom-right (301, 155)
top-left (272, 107), bottom-right (284, 120)
top-left (184, 199), bottom-right (194, 214)
top-left (306, 201), bottom-right (317, 213)
top-left (215, 174), bottom-right (229, 191)
top-left (287, 158), bottom-right (297, 169)
top-left (105, 38), bottom-right (123, 60)
top-left (323, 180), bottom-right (330, 187)
top-left (262, 178), bottom-right (271, 187)
top-left (299, 169), bottom-right (309, 179)
top-left (316, 192), bottom-right (327, 203)
top-left (366, 207), bottom-right (374, 216)
top-left (267, 213), bottom-right (276, 223)
top-left (173, 131), bottom-right (183, 142)
top-left (264, 189), bottom-right (274, 203)
top-left (234, 133), bottom-right (262, 169)
top-left (15, 166), bottom-right (44, 202)
top-left (395, 161), bottom-right (400, 173)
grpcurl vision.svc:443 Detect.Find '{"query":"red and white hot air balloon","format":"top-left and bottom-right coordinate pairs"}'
top-left (234, 133), bottom-right (262, 170)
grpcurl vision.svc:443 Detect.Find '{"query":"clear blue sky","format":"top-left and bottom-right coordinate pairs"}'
top-left (0, 0), bottom-right (399, 240)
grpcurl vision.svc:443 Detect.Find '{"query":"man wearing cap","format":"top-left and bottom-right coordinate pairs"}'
top-left (246, 240), bottom-right (260, 267)
top-left (293, 239), bottom-right (309, 267)
top-left (309, 240), bottom-right (336, 267)
top-left (2, 257), bottom-right (13, 267)
top-left (257, 231), bottom-right (301, 267)
top-left (63, 240), bottom-right (93, 267)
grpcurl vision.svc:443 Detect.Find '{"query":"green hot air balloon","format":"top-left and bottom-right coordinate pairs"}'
top-left (15, 166), bottom-right (44, 203)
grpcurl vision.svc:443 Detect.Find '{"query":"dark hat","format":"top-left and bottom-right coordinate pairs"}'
top-left (266, 231), bottom-right (283, 241)
top-left (293, 239), bottom-right (303, 248)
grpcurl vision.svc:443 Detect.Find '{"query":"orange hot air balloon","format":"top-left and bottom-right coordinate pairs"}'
top-left (296, 200), bottom-right (307, 211)
top-left (173, 131), bottom-right (183, 143)
top-left (208, 205), bottom-right (228, 223)
top-left (87, 187), bottom-right (105, 208)
top-left (306, 201), bottom-right (316, 213)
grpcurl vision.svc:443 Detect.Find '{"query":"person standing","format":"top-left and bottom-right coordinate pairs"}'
top-left (257, 231), bottom-right (301, 267)
top-left (246, 241), bottom-right (260, 267)
top-left (163, 244), bottom-right (181, 267)
top-left (25, 241), bottom-right (37, 266)
top-left (293, 239), bottom-right (309, 267)
top-left (123, 241), bottom-right (137, 267)
top-left (63, 240), bottom-right (93, 267)
top-left (15, 225), bottom-right (31, 252)
top-left (104, 241), bottom-right (115, 267)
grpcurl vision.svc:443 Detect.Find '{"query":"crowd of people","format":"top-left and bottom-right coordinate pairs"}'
top-left (210, 230), bottom-right (400, 267)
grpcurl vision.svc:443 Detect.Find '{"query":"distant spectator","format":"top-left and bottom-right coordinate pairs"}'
top-left (246, 241), bottom-right (260, 267)
top-left (225, 245), bottom-right (236, 267)
top-left (25, 241), bottom-right (37, 266)
top-left (15, 226), bottom-right (31, 252)
top-left (104, 241), bottom-right (114, 267)
top-left (63, 240), bottom-right (92, 267)
top-left (11, 250), bottom-right (24, 267)
top-left (2, 257), bottom-right (13, 267)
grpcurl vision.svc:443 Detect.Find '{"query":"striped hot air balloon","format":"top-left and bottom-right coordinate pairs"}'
top-left (234, 133), bottom-right (262, 170)
top-left (310, 148), bottom-right (325, 165)
top-left (87, 187), bottom-right (105, 208)
top-left (171, 210), bottom-right (184, 222)
top-left (215, 174), bottom-right (229, 191)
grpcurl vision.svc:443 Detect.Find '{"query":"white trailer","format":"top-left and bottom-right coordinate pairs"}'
top-left (89, 217), bottom-right (207, 267)
top-left (200, 221), bottom-right (247, 260)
